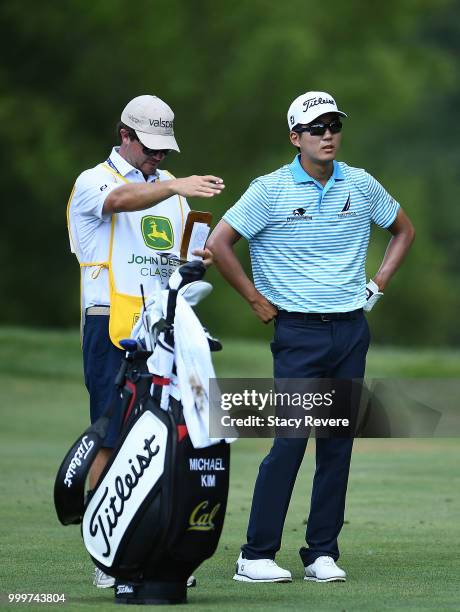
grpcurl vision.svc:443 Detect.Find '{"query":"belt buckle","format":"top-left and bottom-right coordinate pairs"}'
top-left (320, 313), bottom-right (331, 322)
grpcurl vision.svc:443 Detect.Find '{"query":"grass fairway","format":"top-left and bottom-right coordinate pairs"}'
top-left (0, 327), bottom-right (459, 611)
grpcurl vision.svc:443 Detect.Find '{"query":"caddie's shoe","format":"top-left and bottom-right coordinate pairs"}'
top-left (187, 575), bottom-right (197, 588)
top-left (304, 556), bottom-right (346, 582)
top-left (233, 553), bottom-right (292, 583)
top-left (93, 567), bottom-right (115, 588)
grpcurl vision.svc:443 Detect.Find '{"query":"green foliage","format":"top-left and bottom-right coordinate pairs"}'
top-left (1, 0), bottom-right (459, 343)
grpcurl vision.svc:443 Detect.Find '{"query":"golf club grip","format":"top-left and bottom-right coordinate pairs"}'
top-left (166, 289), bottom-right (178, 326)
top-left (114, 359), bottom-right (129, 388)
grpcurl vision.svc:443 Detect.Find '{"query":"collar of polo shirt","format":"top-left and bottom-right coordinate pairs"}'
top-left (109, 147), bottom-right (159, 181)
top-left (289, 155), bottom-right (345, 185)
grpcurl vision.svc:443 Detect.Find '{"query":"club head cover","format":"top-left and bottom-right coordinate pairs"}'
top-left (168, 260), bottom-right (206, 291)
top-left (178, 280), bottom-right (213, 306)
top-left (203, 326), bottom-right (223, 352)
top-left (54, 415), bottom-right (112, 525)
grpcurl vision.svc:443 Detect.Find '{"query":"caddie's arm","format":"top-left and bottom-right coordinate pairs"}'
top-left (372, 207), bottom-right (415, 291)
top-left (103, 175), bottom-right (225, 214)
top-left (207, 220), bottom-right (278, 323)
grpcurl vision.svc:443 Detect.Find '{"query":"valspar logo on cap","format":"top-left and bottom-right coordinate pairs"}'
top-left (125, 113), bottom-right (173, 129)
top-left (287, 91), bottom-right (347, 129)
top-left (121, 95), bottom-right (180, 152)
top-left (148, 118), bottom-right (174, 129)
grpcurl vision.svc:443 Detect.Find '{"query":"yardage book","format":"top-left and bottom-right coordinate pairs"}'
top-left (180, 211), bottom-right (213, 261)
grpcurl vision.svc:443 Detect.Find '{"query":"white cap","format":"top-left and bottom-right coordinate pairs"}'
top-left (121, 95), bottom-right (180, 152)
top-left (287, 91), bottom-right (347, 129)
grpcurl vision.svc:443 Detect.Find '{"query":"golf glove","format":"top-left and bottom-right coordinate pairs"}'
top-left (364, 279), bottom-right (383, 312)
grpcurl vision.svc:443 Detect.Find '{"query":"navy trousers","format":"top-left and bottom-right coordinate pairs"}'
top-left (241, 311), bottom-right (370, 566)
top-left (82, 314), bottom-right (124, 448)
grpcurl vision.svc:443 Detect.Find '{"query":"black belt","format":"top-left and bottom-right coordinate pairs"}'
top-left (276, 308), bottom-right (363, 322)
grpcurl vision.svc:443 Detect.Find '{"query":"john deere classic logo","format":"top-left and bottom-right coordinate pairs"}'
top-left (141, 216), bottom-right (174, 250)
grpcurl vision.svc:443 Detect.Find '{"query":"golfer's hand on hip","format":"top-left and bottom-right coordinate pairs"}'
top-left (171, 175), bottom-right (225, 198)
top-left (364, 279), bottom-right (384, 312)
top-left (250, 293), bottom-right (278, 323)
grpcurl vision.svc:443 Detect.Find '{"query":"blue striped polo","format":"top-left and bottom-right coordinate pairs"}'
top-left (223, 155), bottom-right (400, 313)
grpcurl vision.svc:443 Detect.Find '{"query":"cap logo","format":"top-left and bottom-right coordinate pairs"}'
top-left (302, 96), bottom-right (335, 113)
top-left (149, 118), bottom-right (173, 129)
top-left (289, 115), bottom-right (295, 125)
top-left (127, 113), bottom-right (142, 125)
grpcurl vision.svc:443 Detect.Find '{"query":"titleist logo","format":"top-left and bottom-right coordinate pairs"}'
top-left (64, 436), bottom-right (94, 487)
top-left (302, 96), bottom-right (335, 113)
top-left (88, 435), bottom-right (160, 558)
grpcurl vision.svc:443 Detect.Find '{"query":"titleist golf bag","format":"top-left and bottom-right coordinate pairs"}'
top-left (54, 261), bottom-right (231, 605)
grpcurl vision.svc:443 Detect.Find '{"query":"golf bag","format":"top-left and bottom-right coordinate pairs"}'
top-left (54, 261), bottom-right (231, 604)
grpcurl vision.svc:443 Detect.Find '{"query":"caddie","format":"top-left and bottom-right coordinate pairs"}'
top-left (67, 94), bottom-right (224, 586)
top-left (207, 91), bottom-right (415, 583)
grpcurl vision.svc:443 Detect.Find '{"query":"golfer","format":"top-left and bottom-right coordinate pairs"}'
top-left (207, 91), bottom-right (415, 583)
top-left (67, 94), bottom-right (224, 587)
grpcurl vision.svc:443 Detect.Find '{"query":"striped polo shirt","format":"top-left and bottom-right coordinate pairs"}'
top-left (223, 155), bottom-right (400, 313)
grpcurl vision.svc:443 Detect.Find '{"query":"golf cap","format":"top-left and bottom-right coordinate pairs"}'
top-left (287, 91), bottom-right (347, 129)
top-left (121, 95), bottom-right (180, 152)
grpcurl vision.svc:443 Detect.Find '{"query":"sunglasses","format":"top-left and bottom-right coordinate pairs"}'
top-left (140, 144), bottom-right (171, 157)
top-left (294, 119), bottom-right (343, 136)
top-left (132, 133), bottom-right (170, 156)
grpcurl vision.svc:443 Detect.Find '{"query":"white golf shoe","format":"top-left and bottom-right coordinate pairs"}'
top-left (93, 567), bottom-right (115, 588)
top-left (186, 575), bottom-right (197, 588)
top-left (304, 556), bottom-right (346, 582)
top-left (233, 553), bottom-right (292, 583)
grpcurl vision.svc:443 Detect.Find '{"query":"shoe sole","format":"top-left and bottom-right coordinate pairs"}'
top-left (304, 576), bottom-right (346, 583)
top-left (94, 582), bottom-right (115, 589)
top-left (233, 574), bottom-right (292, 583)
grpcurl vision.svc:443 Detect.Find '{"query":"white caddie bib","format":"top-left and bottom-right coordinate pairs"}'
top-left (67, 164), bottom-right (187, 348)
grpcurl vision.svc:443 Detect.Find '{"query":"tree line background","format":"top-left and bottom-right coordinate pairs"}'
top-left (1, 0), bottom-right (459, 345)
